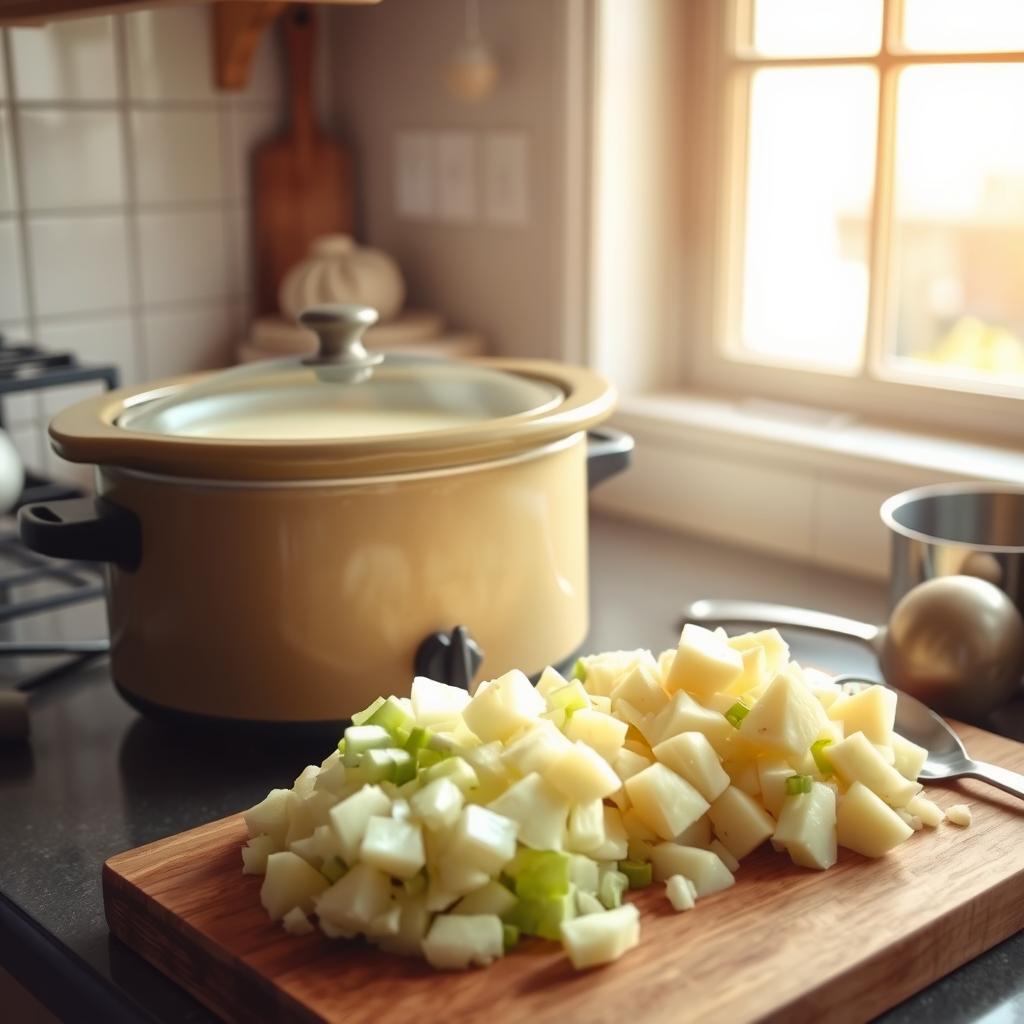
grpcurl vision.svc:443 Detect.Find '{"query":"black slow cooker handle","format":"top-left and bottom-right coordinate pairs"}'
top-left (587, 428), bottom-right (634, 490)
top-left (19, 497), bottom-right (141, 572)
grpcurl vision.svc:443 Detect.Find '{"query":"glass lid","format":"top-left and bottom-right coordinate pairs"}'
top-left (118, 305), bottom-right (564, 442)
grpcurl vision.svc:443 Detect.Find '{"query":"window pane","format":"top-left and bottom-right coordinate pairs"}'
top-left (902, 0), bottom-right (1024, 53)
top-left (744, 0), bottom-right (882, 58)
top-left (887, 66), bottom-right (1024, 387)
top-left (736, 68), bottom-right (877, 371)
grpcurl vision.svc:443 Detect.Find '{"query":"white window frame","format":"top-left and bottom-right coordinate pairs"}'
top-left (686, 0), bottom-right (1024, 442)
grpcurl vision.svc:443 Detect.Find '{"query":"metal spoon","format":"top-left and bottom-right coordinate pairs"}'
top-left (835, 676), bottom-right (1024, 800)
top-left (684, 575), bottom-right (1024, 720)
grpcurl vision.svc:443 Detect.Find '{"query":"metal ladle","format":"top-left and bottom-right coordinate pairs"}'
top-left (684, 575), bottom-right (1024, 720)
top-left (837, 676), bottom-right (1024, 800)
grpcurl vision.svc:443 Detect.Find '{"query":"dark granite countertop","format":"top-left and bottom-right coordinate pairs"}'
top-left (0, 514), bottom-right (1021, 1023)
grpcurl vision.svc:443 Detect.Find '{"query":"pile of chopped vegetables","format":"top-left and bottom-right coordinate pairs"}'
top-left (242, 623), bottom-right (952, 971)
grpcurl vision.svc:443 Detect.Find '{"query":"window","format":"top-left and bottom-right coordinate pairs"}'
top-left (689, 0), bottom-right (1024, 437)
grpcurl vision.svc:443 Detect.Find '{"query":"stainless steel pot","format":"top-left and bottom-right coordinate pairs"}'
top-left (881, 483), bottom-right (1024, 615)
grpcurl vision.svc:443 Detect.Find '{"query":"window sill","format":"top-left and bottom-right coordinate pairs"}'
top-left (590, 391), bottom-right (1024, 581)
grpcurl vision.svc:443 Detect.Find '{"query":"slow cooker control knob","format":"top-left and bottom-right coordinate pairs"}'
top-left (414, 626), bottom-right (484, 691)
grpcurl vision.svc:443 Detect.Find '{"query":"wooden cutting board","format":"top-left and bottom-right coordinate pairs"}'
top-left (253, 4), bottom-right (354, 314)
top-left (103, 721), bottom-right (1024, 1024)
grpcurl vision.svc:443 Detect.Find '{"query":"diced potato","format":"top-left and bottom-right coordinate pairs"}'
top-left (282, 907), bottom-right (314, 936)
top-left (827, 731), bottom-right (922, 808)
top-left (410, 777), bottom-right (465, 831)
top-left (757, 760), bottom-right (795, 818)
top-left (707, 786), bottom-right (776, 860)
top-left (621, 807), bottom-right (658, 843)
top-left (895, 808), bottom-right (923, 831)
top-left (445, 805), bottom-right (519, 875)
top-left (487, 773), bottom-right (570, 851)
top-left (451, 881), bottom-right (518, 917)
top-left (410, 676), bottom-right (471, 727)
top-left (723, 644), bottom-right (768, 697)
top-left (772, 782), bottom-right (837, 870)
top-left (241, 834), bottom-right (277, 875)
top-left (727, 629), bottom-right (790, 676)
top-left (567, 799), bottom-right (606, 853)
top-left (827, 685), bottom-right (897, 746)
top-left (872, 743), bottom-right (896, 766)
top-left (946, 803), bottom-right (972, 827)
top-left (360, 817), bottom-right (426, 879)
top-left (906, 794), bottom-right (944, 827)
top-left (587, 806), bottom-right (629, 860)
top-left (316, 862), bottom-right (393, 934)
top-left (664, 624), bottom-right (744, 698)
top-left (577, 650), bottom-right (657, 697)
top-left (568, 853), bottom-right (600, 894)
top-left (738, 668), bottom-right (829, 757)
top-left (366, 905), bottom-right (402, 939)
top-left (651, 692), bottom-right (733, 755)
top-left (462, 669), bottom-right (545, 743)
top-left (613, 747), bottom-right (653, 783)
top-left (546, 680), bottom-right (592, 716)
top-left (436, 859), bottom-right (493, 897)
top-left (559, 904), bottom-right (640, 969)
top-left (836, 781), bottom-right (914, 857)
top-left (649, 844), bottom-right (735, 896)
top-left (502, 720), bottom-right (573, 776)
top-left (576, 890), bottom-right (606, 916)
top-left (665, 874), bottom-right (697, 911)
top-left (625, 763), bottom-right (710, 841)
top-left (891, 732), bottom-right (929, 782)
top-left (378, 893), bottom-right (430, 956)
top-left (329, 784), bottom-right (391, 863)
top-left (656, 648), bottom-right (676, 684)
top-left (292, 765), bottom-right (319, 799)
top-left (549, 741), bottom-right (623, 802)
top-left (535, 665), bottom-right (569, 697)
top-left (260, 851), bottom-right (330, 921)
top-left (702, 840), bottom-right (735, 874)
top-left (676, 814), bottom-right (712, 848)
top-left (610, 661), bottom-right (669, 715)
top-left (244, 788), bottom-right (292, 845)
top-left (652, 731), bottom-right (730, 802)
top-left (423, 914), bottom-right (504, 969)
top-left (723, 760), bottom-right (761, 798)
top-left (565, 708), bottom-right (629, 761)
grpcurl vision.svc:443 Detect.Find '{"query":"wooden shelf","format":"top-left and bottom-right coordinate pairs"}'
top-left (0, 1), bottom-right (380, 91)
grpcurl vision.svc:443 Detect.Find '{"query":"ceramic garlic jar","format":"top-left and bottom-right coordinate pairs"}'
top-left (279, 235), bottom-right (406, 322)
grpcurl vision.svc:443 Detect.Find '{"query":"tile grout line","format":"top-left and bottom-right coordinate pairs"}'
top-left (113, 13), bottom-right (151, 383)
top-left (1, 27), bottom-right (43, 430)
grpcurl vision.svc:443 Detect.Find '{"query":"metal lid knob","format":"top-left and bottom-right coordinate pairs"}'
top-left (299, 304), bottom-right (383, 375)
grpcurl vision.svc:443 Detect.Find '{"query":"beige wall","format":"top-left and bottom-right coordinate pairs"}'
top-left (327, 0), bottom-right (574, 361)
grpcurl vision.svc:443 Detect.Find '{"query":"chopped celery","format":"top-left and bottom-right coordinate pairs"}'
top-left (548, 681), bottom-right (589, 717)
top-left (507, 849), bottom-right (571, 900)
top-left (343, 724), bottom-right (392, 767)
top-left (346, 748), bottom-right (395, 784)
top-left (811, 738), bottom-right (834, 775)
top-left (618, 859), bottom-right (652, 889)
top-left (416, 747), bottom-right (446, 770)
top-left (390, 749), bottom-right (417, 786)
top-left (785, 773), bottom-right (813, 795)
top-left (502, 923), bottom-right (520, 951)
top-left (573, 658), bottom-right (587, 682)
top-left (504, 890), bottom-right (575, 940)
top-left (725, 701), bottom-right (750, 728)
top-left (322, 856), bottom-right (346, 884)
top-left (351, 696), bottom-right (385, 726)
top-left (598, 869), bottom-right (628, 909)
top-left (336, 738), bottom-right (346, 755)
top-left (404, 726), bottom-right (432, 754)
top-left (420, 755), bottom-right (479, 792)
top-left (367, 696), bottom-right (414, 742)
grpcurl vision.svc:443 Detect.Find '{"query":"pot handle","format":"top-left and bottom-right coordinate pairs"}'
top-left (587, 427), bottom-right (633, 490)
top-left (19, 497), bottom-right (141, 572)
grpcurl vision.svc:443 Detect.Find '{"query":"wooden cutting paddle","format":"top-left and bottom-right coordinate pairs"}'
top-left (253, 4), bottom-right (355, 314)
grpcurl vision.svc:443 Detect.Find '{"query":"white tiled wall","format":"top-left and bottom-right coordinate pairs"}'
top-left (0, 7), bottom-right (285, 481)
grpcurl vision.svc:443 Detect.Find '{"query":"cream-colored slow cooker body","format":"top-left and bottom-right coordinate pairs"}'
top-left (99, 434), bottom-right (589, 722)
